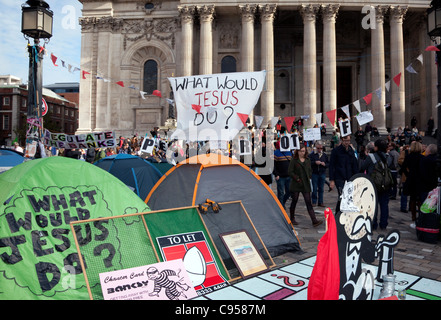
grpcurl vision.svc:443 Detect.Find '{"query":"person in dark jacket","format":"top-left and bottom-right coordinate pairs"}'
top-left (309, 141), bottom-right (329, 207)
top-left (273, 141), bottom-right (292, 209)
top-left (85, 148), bottom-right (95, 163)
top-left (419, 144), bottom-right (437, 203)
top-left (359, 138), bottom-right (393, 230)
top-left (400, 141), bottom-right (424, 221)
top-left (329, 135), bottom-right (359, 211)
top-left (288, 144), bottom-right (323, 227)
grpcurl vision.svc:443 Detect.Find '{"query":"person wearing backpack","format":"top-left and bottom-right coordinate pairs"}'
top-left (359, 138), bottom-right (394, 230)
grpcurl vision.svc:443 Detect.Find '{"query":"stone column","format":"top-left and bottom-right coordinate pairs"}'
top-left (77, 17), bottom-right (95, 133)
top-left (239, 4), bottom-right (257, 124)
top-left (179, 6), bottom-right (195, 76)
top-left (371, 5), bottom-right (389, 134)
top-left (322, 4), bottom-right (339, 130)
top-left (301, 4), bottom-right (319, 126)
top-left (259, 4), bottom-right (277, 126)
top-left (390, 6), bottom-right (408, 131)
top-left (198, 5), bottom-right (215, 75)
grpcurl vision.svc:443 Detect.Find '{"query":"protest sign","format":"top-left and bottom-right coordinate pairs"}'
top-left (303, 127), bottom-right (321, 141)
top-left (339, 119), bottom-right (352, 137)
top-left (356, 111), bottom-right (374, 126)
top-left (42, 129), bottom-right (116, 149)
top-left (280, 133), bottom-right (300, 152)
top-left (169, 71), bottom-right (266, 142)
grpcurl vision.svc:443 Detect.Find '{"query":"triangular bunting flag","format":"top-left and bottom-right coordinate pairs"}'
top-left (341, 105), bottom-right (350, 118)
top-left (375, 87), bottom-right (382, 101)
top-left (73, 67), bottom-right (80, 73)
top-left (166, 98), bottom-right (174, 105)
top-left (68, 64), bottom-right (72, 73)
top-left (140, 91), bottom-right (147, 99)
top-left (116, 81), bottom-right (124, 87)
top-left (254, 115), bottom-right (264, 129)
top-left (153, 90), bottom-right (162, 97)
top-left (425, 45), bottom-right (440, 52)
top-left (191, 104), bottom-right (202, 114)
top-left (271, 116), bottom-right (279, 128)
top-left (406, 64), bottom-right (417, 74)
top-left (393, 73), bottom-right (402, 87)
top-left (417, 54), bottom-right (424, 64)
top-left (82, 70), bottom-right (91, 79)
top-left (385, 81), bottom-right (391, 92)
top-left (325, 109), bottom-right (337, 126)
top-left (353, 100), bottom-right (361, 113)
top-left (61, 60), bottom-right (66, 68)
top-left (284, 116), bottom-right (296, 131)
top-left (363, 93), bottom-right (372, 105)
top-left (237, 113), bottom-right (249, 127)
top-left (50, 53), bottom-right (58, 66)
top-left (315, 113), bottom-right (322, 125)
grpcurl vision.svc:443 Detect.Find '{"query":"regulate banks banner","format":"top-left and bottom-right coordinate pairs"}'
top-left (169, 71), bottom-right (266, 142)
top-left (42, 129), bottom-right (117, 149)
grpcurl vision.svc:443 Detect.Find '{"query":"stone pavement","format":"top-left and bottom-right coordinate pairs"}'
top-left (271, 181), bottom-right (441, 282)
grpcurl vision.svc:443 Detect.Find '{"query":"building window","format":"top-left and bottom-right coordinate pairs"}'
top-left (3, 97), bottom-right (10, 106)
top-left (221, 56), bottom-right (236, 73)
top-left (3, 115), bottom-right (9, 130)
top-left (143, 59), bottom-right (158, 94)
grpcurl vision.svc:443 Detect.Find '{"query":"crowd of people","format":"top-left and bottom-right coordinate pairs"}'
top-left (9, 118), bottom-right (438, 232)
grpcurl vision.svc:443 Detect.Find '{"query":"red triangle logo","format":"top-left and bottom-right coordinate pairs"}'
top-left (191, 104), bottom-right (202, 114)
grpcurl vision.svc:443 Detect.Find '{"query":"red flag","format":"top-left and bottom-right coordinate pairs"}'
top-left (425, 45), bottom-right (440, 52)
top-left (325, 109), bottom-right (337, 126)
top-left (153, 90), bottom-right (162, 97)
top-left (363, 93), bottom-right (372, 105)
top-left (393, 73), bottom-right (401, 87)
top-left (50, 53), bottom-right (58, 66)
top-left (82, 70), bottom-right (90, 79)
top-left (237, 113), bottom-right (249, 127)
top-left (116, 81), bottom-right (124, 87)
top-left (307, 208), bottom-right (340, 300)
top-left (284, 116), bottom-right (296, 132)
top-left (191, 104), bottom-right (202, 114)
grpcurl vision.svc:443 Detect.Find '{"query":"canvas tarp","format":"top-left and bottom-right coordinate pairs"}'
top-left (146, 154), bottom-right (301, 257)
top-left (0, 157), bottom-right (150, 300)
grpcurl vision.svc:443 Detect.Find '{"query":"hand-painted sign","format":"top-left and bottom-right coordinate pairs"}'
top-left (42, 129), bottom-right (116, 149)
top-left (169, 71), bottom-right (266, 142)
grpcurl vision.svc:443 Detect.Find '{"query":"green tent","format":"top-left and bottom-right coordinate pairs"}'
top-left (0, 157), bottom-right (150, 300)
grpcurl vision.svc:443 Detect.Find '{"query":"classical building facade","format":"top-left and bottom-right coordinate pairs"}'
top-left (78, 0), bottom-right (435, 137)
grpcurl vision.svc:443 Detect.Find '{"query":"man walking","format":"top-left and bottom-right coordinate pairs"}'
top-left (309, 141), bottom-right (329, 207)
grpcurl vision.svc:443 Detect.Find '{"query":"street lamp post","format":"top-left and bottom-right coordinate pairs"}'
top-left (427, 0), bottom-right (441, 214)
top-left (21, 0), bottom-right (53, 155)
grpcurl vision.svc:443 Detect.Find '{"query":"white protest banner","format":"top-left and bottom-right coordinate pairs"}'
top-left (169, 71), bottom-right (266, 141)
top-left (303, 127), bottom-right (321, 141)
top-left (339, 118), bottom-right (352, 137)
top-left (99, 260), bottom-right (197, 300)
top-left (280, 133), bottom-right (300, 152)
top-left (356, 111), bottom-right (374, 126)
top-left (42, 129), bottom-right (116, 149)
top-left (140, 137), bottom-right (155, 154)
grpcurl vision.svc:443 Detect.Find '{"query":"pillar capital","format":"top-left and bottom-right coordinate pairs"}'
top-left (198, 5), bottom-right (215, 23)
top-left (390, 5), bottom-right (408, 24)
top-left (300, 4), bottom-right (320, 22)
top-left (178, 5), bottom-right (196, 23)
top-left (321, 4), bottom-right (340, 23)
top-left (374, 5), bottom-right (389, 24)
top-left (259, 4), bottom-right (277, 23)
top-left (239, 4), bottom-right (257, 22)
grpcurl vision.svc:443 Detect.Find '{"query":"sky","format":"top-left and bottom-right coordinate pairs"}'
top-left (0, 0), bottom-right (83, 85)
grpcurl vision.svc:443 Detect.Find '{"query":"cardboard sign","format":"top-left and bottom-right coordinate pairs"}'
top-left (303, 128), bottom-right (321, 141)
top-left (141, 138), bottom-right (155, 154)
top-left (339, 119), bottom-right (352, 137)
top-left (280, 134), bottom-right (300, 152)
top-left (356, 111), bottom-right (374, 126)
top-left (99, 260), bottom-right (197, 300)
top-left (169, 71), bottom-right (266, 141)
top-left (42, 129), bottom-right (116, 149)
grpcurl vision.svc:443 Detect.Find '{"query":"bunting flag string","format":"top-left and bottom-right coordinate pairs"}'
top-left (48, 44), bottom-right (436, 132)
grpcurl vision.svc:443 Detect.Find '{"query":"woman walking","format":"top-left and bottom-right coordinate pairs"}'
top-left (288, 145), bottom-right (323, 227)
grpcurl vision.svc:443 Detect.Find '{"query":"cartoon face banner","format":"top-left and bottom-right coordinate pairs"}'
top-left (169, 71), bottom-right (266, 141)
